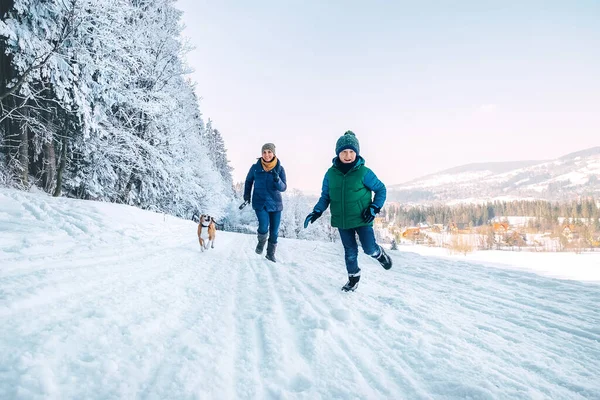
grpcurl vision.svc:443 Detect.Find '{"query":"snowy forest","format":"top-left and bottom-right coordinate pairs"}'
top-left (0, 0), bottom-right (341, 242)
top-left (388, 198), bottom-right (600, 231)
top-left (0, 0), bottom-right (234, 218)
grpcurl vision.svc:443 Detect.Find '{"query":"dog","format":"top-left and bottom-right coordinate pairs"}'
top-left (197, 214), bottom-right (216, 251)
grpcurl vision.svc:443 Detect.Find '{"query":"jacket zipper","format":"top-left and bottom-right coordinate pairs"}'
top-left (341, 172), bottom-right (346, 228)
top-left (338, 163), bottom-right (360, 229)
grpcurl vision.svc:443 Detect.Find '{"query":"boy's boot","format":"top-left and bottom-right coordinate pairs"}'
top-left (265, 242), bottom-right (277, 262)
top-left (375, 246), bottom-right (392, 270)
top-left (255, 233), bottom-right (268, 254)
top-left (342, 271), bottom-right (361, 292)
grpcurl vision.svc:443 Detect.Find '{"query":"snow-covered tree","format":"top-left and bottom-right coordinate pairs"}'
top-left (1, 0), bottom-right (234, 219)
top-left (202, 119), bottom-right (234, 192)
top-left (0, 0), bottom-right (80, 187)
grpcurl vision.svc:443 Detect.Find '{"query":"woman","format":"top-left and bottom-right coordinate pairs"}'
top-left (244, 143), bottom-right (287, 262)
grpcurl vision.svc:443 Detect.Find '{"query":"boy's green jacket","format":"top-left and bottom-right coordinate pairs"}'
top-left (313, 156), bottom-right (387, 229)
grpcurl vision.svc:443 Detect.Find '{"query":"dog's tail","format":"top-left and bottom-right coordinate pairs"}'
top-left (213, 221), bottom-right (224, 229)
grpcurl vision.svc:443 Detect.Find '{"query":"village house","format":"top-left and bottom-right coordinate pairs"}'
top-left (493, 222), bottom-right (509, 234)
top-left (562, 224), bottom-right (579, 241)
top-left (446, 222), bottom-right (471, 234)
top-left (401, 227), bottom-right (422, 243)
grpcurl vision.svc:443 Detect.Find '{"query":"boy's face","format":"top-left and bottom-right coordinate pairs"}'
top-left (338, 149), bottom-right (356, 164)
top-left (262, 149), bottom-right (274, 162)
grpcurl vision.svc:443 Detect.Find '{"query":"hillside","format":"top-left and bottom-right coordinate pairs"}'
top-left (389, 147), bottom-right (600, 203)
top-left (1, 188), bottom-right (599, 399)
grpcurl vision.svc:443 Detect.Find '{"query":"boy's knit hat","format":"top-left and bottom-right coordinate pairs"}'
top-left (335, 131), bottom-right (360, 156)
top-left (261, 143), bottom-right (276, 155)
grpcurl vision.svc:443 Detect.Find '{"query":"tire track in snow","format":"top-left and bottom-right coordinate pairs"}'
top-left (0, 225), bottom-right (197, 278)
top-left (240, 244), bottom-right (314, 398)
top-left (0, 242), bottom-right (198, 319)
top-left (0, 239), bottom-right (198, 314)
top-left (66, 238), bottom-right (235, 398)
top-left (261, 262), bottom-right (314, 395)
top-left (231, 241), bottom-right (264, 400)
top-left (135, 242), bottom-right (239, 399)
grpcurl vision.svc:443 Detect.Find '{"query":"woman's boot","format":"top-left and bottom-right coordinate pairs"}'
top-left (255, 233), bottom-right (268, 254)
top-left (265, 242), bottom-right (277, 262)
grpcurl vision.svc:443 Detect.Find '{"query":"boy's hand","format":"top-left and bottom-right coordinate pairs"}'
top-left (303, 210), bottom-right (323, 228)
top-left (362, 204), bottom-right (380, 223)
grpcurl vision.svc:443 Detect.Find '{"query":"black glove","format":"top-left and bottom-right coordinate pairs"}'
top-left (303, 210), bottom-right (323, 228)
top-left (272, 171), bottom-right (280, 182)
top-left (362, 204), bottom-right (380, 223)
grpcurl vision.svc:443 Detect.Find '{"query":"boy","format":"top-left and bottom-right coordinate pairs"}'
top-left (304, 131), bottom-right (392, 292)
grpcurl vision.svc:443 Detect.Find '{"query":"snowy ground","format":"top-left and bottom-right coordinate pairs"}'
top-left (393, 244), bottom-right (600, 283)
top-left (1, 188), bottom-right (599, 399)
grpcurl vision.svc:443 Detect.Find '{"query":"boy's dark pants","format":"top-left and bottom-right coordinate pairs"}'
top-left (338, 225), bottom-right (380, 275)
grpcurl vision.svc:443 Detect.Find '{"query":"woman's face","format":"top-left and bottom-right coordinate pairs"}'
top-left (262, 149), bottom-right (274, 162)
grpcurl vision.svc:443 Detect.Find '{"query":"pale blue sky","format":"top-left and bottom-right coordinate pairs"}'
top-left (176, 0), bottom-right (600, 193)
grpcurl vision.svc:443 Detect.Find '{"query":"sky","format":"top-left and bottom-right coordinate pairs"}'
top-left (175, 1), bottom-right (600, 193)
top-left (1, 188), bottom-right (599, 398)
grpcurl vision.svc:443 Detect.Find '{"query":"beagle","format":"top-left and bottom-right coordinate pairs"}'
top-left (197, 214), bottom-right (216, 251)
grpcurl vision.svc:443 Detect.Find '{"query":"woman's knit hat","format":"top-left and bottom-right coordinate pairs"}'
top-left (261, 143), bottom-right (276, 155)
top-left (335, 131), bottom-right (360, 156)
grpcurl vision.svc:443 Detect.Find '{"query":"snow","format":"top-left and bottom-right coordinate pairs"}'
top-left (393, 244), bottom-right (600, 283)
top-left (401, 171), bottom-right (493, 190)
top-left (554, 171), bottom-right (592, 186)
top-left (491, 216), bottom-right (537, 227)
top-left (390, 151), bottom-right (600, 203)
top-left (1, 188), bottom-right (600, 399)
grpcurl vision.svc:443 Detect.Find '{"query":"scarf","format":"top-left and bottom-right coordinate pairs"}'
top-left (261, 156), bottom-right (278, 172)
top-left (335, 158), bottom-right (358, 175)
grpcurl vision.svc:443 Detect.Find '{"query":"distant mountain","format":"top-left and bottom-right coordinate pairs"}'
top-left (429, 160), bottom-right (543, 176)
top-left (389, 147), bottom-right (600, 204)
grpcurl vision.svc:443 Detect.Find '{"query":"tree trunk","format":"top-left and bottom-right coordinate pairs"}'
top-left (0, 0), bottom-right (14, 16)
top-left (53, 136), bottom-right (67, 197)
top-left (43, 139), bottom-right (56, 193)
top-left (0, 4), bottom-right (15, 170)
top-left (18, 108), bottom-right (29, 185)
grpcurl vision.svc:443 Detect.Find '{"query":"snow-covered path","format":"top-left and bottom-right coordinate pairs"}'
top-left (1, 189), bottom-right (599, 399)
